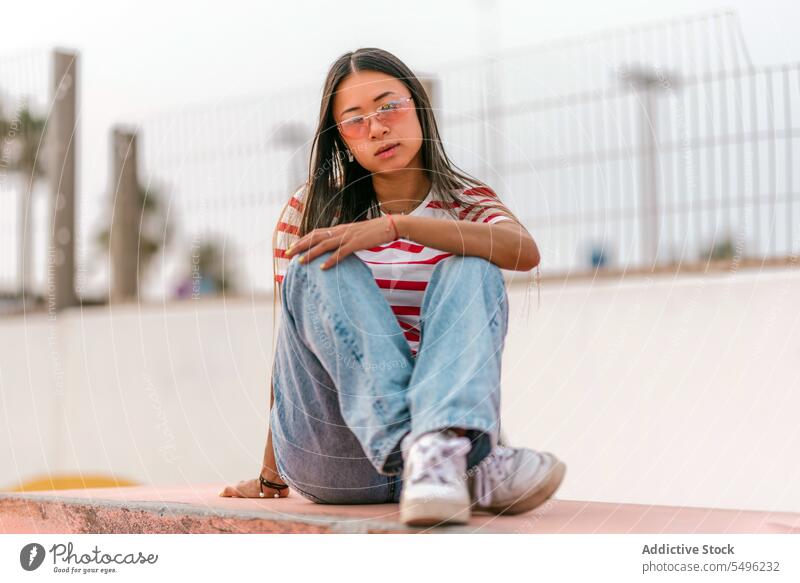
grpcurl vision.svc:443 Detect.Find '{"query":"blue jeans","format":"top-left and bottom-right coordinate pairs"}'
top-left (270, 249), bottom-right (509, 504)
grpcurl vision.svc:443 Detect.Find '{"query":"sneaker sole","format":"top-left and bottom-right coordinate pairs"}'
top-left (400, 497), bottom-right (471, 526)
top-left (474, 456), bottom-right (567, 516)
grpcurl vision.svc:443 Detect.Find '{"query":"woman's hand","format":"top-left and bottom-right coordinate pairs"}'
top-left (284, 216), bottom-right (400, 270)
top-left (218, 476), bottom-right (291, 499)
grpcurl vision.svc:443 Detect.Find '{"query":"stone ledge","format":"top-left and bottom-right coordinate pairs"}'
top-left (2, 484), bottom-right (799, 534)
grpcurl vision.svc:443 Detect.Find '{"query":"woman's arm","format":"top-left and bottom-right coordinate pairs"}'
top-left (285, 212), bottom-right (540, 273)
top-left (260, 379), bottom-right (285, 482)
top-left (395, 216), bottom-right (540, 271)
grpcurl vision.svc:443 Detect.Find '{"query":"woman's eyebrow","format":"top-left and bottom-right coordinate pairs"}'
top-left (339, 90), bottom-right (396, 117)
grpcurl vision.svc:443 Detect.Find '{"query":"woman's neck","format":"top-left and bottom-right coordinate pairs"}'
top-left (372, 166), bottom-right (431, 215)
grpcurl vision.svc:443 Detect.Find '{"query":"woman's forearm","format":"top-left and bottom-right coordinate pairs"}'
top-left (394, 215), bottom-right (540, 271)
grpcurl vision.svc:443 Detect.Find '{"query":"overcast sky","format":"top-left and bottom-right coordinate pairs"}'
top-left (2, 0), bottom-right (798, 111)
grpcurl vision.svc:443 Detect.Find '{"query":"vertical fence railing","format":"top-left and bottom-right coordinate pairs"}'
top-left (437, 63), bottom-right (799, 275)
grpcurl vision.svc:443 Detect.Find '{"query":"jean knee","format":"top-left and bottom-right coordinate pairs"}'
top-left (283, 251), bottom-right (351, 308)
top-left (438, 255), bottom-right (505, 296)
top-left (284, 249), bottom-right (336, 279)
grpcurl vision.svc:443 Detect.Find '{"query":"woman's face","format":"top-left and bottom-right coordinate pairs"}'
top-left (332, 70), bottom-right (424, 174)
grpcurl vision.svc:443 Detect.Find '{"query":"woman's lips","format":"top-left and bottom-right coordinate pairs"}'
top-left (375, 143), bottom-right (400, 158)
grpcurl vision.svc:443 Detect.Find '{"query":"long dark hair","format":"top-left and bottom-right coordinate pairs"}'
top-left (267, 47), bottom-right (538, 405)
top-left (295, 47), bottom-right (519, 235)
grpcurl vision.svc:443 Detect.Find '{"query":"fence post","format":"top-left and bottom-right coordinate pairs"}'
top-left (47, 49), bottom-right (79, 311)
top-left (641, 84), bottom-right (659, 267)
top-left (109, 126), bottom-right (140, 302)
top-left (623, 66), bottom-right (676, 268)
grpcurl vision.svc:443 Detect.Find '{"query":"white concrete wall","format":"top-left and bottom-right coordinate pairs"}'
top-left (502, 267), bottom-right (800, 514)
top-left (1, 267), bottom-right (798, 513)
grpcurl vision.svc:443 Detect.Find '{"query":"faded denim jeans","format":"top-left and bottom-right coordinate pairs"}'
top-left (270, 249), bottom-right (509, 504)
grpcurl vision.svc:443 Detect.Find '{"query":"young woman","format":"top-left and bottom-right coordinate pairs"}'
top-left (221, 48), bottom-right (566, 526)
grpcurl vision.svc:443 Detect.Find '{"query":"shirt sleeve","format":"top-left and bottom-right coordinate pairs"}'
top-left (273, 185), bottom-right (306, 284)
top-left (457, 186), bottom-right (517, 225)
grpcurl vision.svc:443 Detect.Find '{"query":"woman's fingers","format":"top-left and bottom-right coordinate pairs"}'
top-left (320, 243), bottom-right (355, 270)
top-left (285, 234), bottom-right (311, 257)
top-left (297, 235), bottom-right (344, 265)
top-left (284, 222), bottom-right (374, 267)
top-left (287, 227), bottom-right (340, 257)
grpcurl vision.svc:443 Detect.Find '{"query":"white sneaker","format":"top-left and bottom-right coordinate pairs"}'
top-left (399, 429), bottom-right (473, 526)
top-left (468, 445), bottom-right (566, 515)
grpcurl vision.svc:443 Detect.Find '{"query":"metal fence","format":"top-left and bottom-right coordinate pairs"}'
top-left (135, 10), bottom-right (798, 299)
top-left (452, 63), bottom-right (800, 273)
top-left (430, 10), bottom-right (798, 273)
top-left (2, 11), bottom-right (797, 308)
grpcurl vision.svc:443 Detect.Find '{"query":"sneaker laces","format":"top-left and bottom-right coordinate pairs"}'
top-left (472, 444), bottom-right (517, 507)
top-left (407, 433), bottom-right (471, 487)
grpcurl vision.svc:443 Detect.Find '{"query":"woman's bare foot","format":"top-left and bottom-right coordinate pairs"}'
top-left (219, 476), bottom-right (290, 499)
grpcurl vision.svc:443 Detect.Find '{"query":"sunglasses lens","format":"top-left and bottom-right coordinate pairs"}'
top-left (340, 118), bottom-right (366, 139)
top-left (376, 100), bottom-right (410, 124)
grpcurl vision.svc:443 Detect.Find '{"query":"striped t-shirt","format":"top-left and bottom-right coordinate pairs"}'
top-left (273, 185), bottom-right (516, 357)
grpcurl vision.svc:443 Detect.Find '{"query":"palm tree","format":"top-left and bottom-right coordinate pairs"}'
top-left (94, 183), bottom-right (175, 299)
top-left (0, 100), bottom-right (47, 301)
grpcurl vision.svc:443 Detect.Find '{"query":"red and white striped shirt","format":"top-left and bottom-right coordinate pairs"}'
top-left (273, 185), bottom-right (516, 357)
